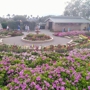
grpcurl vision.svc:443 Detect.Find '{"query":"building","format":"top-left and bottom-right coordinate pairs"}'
top-left (45, 16), bottom-right (90, 31)
top-left (39, 23), bottom-right (46, 29)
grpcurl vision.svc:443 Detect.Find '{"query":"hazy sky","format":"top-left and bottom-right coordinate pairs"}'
top-left (0, 0), bottom-right (71, 17)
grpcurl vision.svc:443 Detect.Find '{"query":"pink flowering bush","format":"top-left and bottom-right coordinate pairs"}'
top-left (0, 30), bottom-right (23, 37)
top-left (0, 49), bottom-right (90, 90)
top-left (54, 31), bottom-right (85, 37)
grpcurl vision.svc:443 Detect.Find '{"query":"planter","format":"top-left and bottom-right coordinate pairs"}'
top-left (0, 30), bottom-right (23, 37)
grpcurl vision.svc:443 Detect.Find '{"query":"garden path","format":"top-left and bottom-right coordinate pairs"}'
top-left (2, 30), bottom-right (71, 46)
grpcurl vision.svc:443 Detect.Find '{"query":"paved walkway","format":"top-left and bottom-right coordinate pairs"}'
top-left (2, 30), bottom-right (71, 46)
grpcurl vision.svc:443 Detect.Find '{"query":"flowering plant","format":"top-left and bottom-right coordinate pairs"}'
top-left (0, 48), bottom-right (90, 90)
top-left (53, 31), bottom-right (85, 37)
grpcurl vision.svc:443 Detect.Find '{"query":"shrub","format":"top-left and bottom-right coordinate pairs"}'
top-left (1, 22), bottom-right (7, 29)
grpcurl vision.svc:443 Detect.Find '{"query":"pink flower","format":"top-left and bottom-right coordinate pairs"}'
top-left (44, 81), bottom-right (50, 87)
top-left (88, 86), bottom-right (90, 90)
top-left (38, 88), bottom-right (42, 90)
top-left (35, 84), bottom-right (40, 89)
top-left (48, 75), bottom-right (52, 78)
top-left (52, 83), bottom-right (56, 88)
top-left (55, 80), bottom-right (59, 84)
top-left (14, 78), bottom-right (20, 84)
top-left (36, 76), bottom-right (41, 81)
top-left (74, 79), bottom-right (79, 83)
top-left (83, 89), bottom-right (86, 90)
top-left (61, 82), bottom-right (66, 85)
top-left (19, 70), bottom-right (24, 76)
top-left (60, 86), bottom-right (65, 90)
top-left (30, 82), bottom-right (36, 86)
top-left (88, 72), bottom-right (90, 75)
top-left (15, 86), bottom-right (19, 89)
top-left (59, 78), bottom-right (63, 82)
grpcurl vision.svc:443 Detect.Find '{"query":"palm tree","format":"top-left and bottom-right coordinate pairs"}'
top-left (31, 15), bottom-right (32, 18)
top-left (7, 14), bottom-right (10, 19)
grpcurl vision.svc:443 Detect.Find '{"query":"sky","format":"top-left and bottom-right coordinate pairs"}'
top-left (0, 0), bottom-right (71, 17)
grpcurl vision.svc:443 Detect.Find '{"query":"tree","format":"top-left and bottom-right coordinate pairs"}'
top-left (36, 15), bottom-right (39, 19)
top-left (24, 15), bottom-right (27, 18)
top-left (13, 15), bottom-right (27, 21)
top-left (12, 14), bottom-right (15, 18)
top-left (1, 22), bottom-right (7, 29)
top-left (7, 14), bottom-right (10, 18)
top-left (64, 0), bottom-right (90, 19)
top-left (31, 15), bottom-right (33, 18)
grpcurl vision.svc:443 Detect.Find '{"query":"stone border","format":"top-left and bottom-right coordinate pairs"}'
top-left (21, 36), bottom-right (53, 43)
top-left (64, 36), bottom-right (71, 39)
top-left (0, 35), bottom-right (11, 38)
top-left (67, 39), bottom-right (73, 44)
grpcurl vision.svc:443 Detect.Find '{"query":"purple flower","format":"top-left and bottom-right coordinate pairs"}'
top-left (55, 80), bottom-right (59, 84)
top-left (21, 84), bottom-right (26, 90)
top-left (86, 76), bottom-right (90, 80)
top-left (38, 88), bottom-right (42, 90)
top-left (36, 76), bottom-right (41, 81)
top-left (83, 89), bottom-right (86, 90)
top-left (14, 78), bottom-right (20, 84)
top-left (88, 72), bottom-right (90, 75)
top-left (72, 82), bottom-right (75, 85)
top-left (44, 81), bottom-right (50, 87)
top-left (30, 82), bottom-right (36, 86)
top-left (19, 70), bottom-right (24, 76)
top-left (52, 83), bottom-right (56, 88)
top-left (15, 86), bottom-right (19, 89)
top-left (56, 86), bottom-right (60, 90)
top-left (88, 86), bottom-right (90, 90)
top-left (59, 78), bottom-right (63, 82)
top-left (60, 86), bottom-right (65, 90)
top-left (35, 84), bottom-right (40, 89)
top-left (61, 82), bottom-right (66, 85)
top-left (48, 75), bottom-right (52, 78)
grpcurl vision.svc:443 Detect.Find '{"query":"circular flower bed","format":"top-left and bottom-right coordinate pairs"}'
top-left (0, 30), bottom-right (23, 37)
top-left (22, 34), bottom-right (53, 43)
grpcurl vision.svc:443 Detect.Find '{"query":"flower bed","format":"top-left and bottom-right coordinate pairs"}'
top-left (0, 30), bottom-right (23, 37)
top-left (24, 34), bottom-right (51, 41)
top-left (53, 31), bottom-right (85, 37)
top-left (22, 34), bottom-right (53, 43)
top-left (43, 36), bottom-right (90, 53)
top-left (0, 48), bottom-right (90, 90)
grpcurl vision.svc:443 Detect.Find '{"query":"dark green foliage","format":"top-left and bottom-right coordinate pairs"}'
top-left (1, 22), bottom-right (7, 29)
top-left (7, 21), bottom-right (36, 30)
top-left (7, 21), bottom-right (20, 30)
